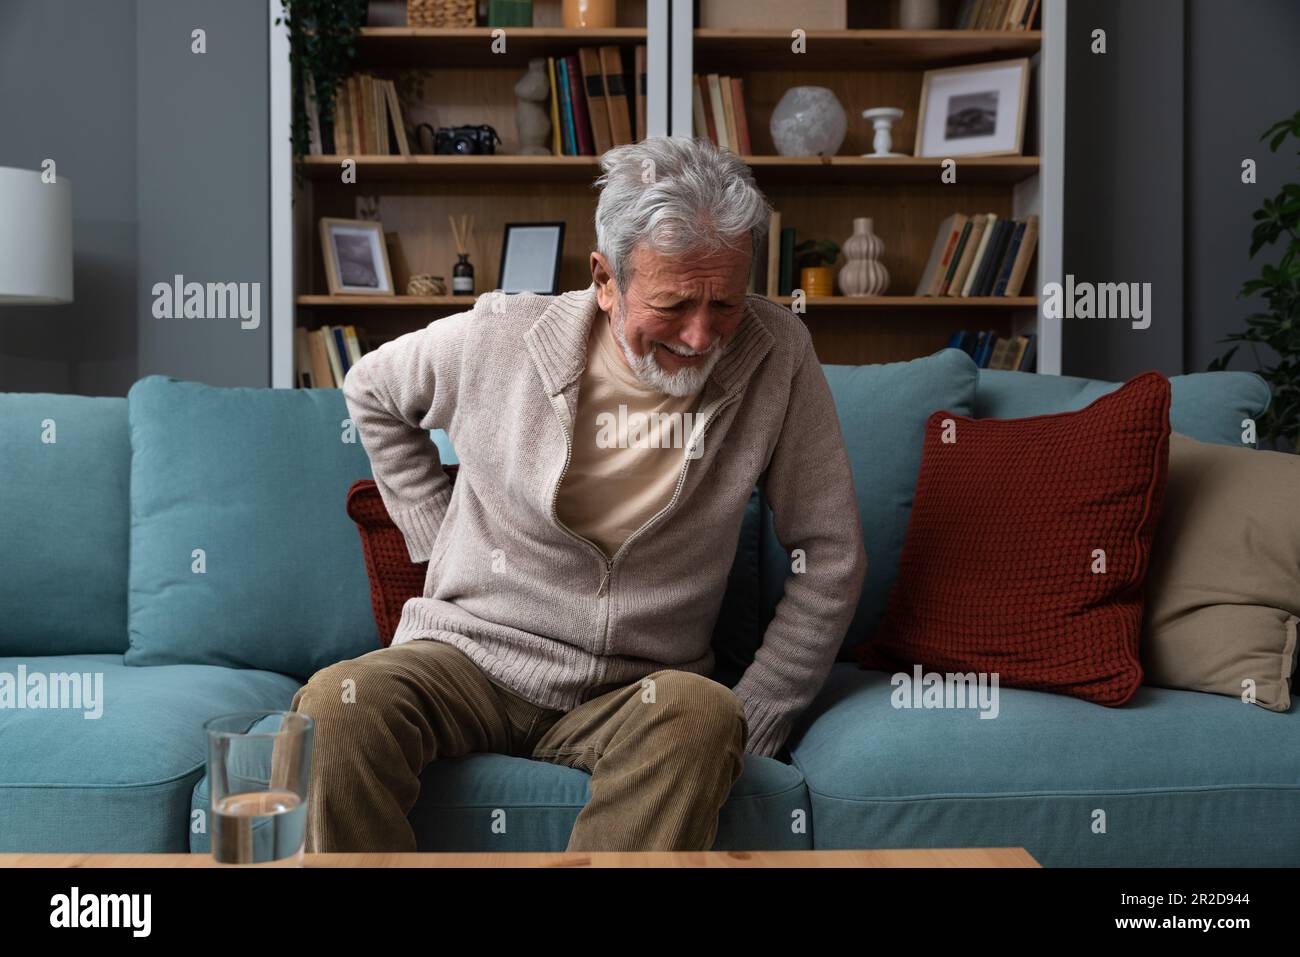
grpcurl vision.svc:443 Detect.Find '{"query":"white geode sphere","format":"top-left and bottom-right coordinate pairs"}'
top-left (769, 86), bottom-right (848, 157)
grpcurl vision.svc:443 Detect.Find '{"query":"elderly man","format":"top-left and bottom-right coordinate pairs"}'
top-left (294, 135), bottom-right (866, 853)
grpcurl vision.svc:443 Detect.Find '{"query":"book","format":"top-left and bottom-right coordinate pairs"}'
top-left (960, 213), bottom-right (997, 296)
top-left (1022, 0), bottom-right (1042, 29)
top-left (634, 44), bottom-right (647, 141)
top-left (766, 210), bottom-right (781, 297)
top-left (969, 330), bottom-right (988, 363)
top-left (976, 329), bottom-right (999, 368)
top-left (916, 215), bottom-right (957, 295)
top-left (1003, 214), bottom-right (1039, 296)
top-left (938, 219), bottom-right (973, 295)
top-left (599, 46), bottom-right (633, 147)
top-left (922, 214), bottom-right (969, 296)
top-left (348, 76), bottom-right (363, 157)
top-left (692, 77), bottom-right (709, 142)
top-left (696, 74), bottom-right (718, 144)
top-left (335, 79), bottom-right (351, 154)
top-left (382, 80), bottom-right (410, 156)
top-left (1005, 334), bottom-right (1030, 370)
top-left (972, 219), bottom-right (1012, 296)
top-left (720, 75), bottom-right (740, 155)
top-left (332, 326), bottom-right (353, 376)
top-left (706, 74), bottom-right (730, 151)
top-left (343, 325), bottom-right (364, 366)
top-left (564, 54), bottom-right (594, 155)
top-left (731, 77), bottom-right (752, 155)
top-left (557, 57), bottom-right (577, 155)
top-left (320, 326), bottom-right (344, 386)
top-left (578, 47), bottom-right (614, 155)
top-left (992, 220), bottom-right (1027, 295)
top-left (307, 327), bottom-right (335, 386)
top-left (547, 57), bottom-right (562, 155)
top-left (988, 220), bottom-right (1025, 296)
top-left (987, 335), bottom-right (1013, 370)
top-left (305, 75), bottom-right (322, 155)
top-left (946, 213), bottom-right (988, 296)
top-left (1017, 333), bottom-right (1037, 371)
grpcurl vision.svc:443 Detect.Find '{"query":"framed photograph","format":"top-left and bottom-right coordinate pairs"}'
top-left (319, 218), bottom-right (394, 295)
top-left (915, 58), bottom-right (1030, 158)
top-left (498, 222), bottom-right (565, 295)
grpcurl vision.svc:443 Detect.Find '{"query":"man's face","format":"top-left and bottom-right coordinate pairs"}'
top-left (592, 242), bottom-right (751, 397)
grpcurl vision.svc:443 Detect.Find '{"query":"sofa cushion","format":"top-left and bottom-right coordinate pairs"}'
top-left (975, 368), bottom-right (1270, 447)
top-left (190, 748), bottom-right (810, 854)
top-left (759, 348), bottom-right (980, 661)
top-left (125, 376), bottom-right (379, 681)
top-left (791, 664), bottom-right (1300, 866)
top-left (0, 394), bottom-right (130, 656)
top-left (0, 654), bottom-right (300, 852)
top-left (861, 371), bottom-right (1171, 706)
top-left (1143, 432), bottom-right (1300, 711)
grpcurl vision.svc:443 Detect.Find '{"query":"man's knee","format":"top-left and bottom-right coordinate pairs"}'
top-left (641, 670), bottom-right (746, 746)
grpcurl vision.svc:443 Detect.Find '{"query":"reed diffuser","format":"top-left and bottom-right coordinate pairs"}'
top-left (448, 214), bottom-right (475, 295)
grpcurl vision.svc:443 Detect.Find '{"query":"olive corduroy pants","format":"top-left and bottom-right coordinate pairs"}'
top-left (286, 638), bottom-right (748, 852)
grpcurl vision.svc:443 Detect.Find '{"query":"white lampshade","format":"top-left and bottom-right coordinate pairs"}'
top-left (0, 166), bottom-right (73, 304)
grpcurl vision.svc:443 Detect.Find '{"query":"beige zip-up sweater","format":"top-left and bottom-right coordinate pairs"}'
top-left (341, 283), bottom-right (867, 758)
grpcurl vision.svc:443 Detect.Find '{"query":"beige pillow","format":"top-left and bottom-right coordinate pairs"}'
top-left (1143, 432), bottom-right (1300, 710)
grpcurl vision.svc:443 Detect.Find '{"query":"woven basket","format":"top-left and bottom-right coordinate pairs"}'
top-left (408, 0), bottom-right (476, 27)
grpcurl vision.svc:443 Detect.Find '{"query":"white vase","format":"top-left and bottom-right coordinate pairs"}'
top-left (769, 86), bottom-right (847, 157)
top-left (837, 217), bottom-right (889, 296)
top-left (899, 0), bottom-right (942, 30)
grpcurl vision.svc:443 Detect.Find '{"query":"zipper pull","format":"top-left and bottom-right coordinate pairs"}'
top-left (597, 560), bottom-right (612, 597)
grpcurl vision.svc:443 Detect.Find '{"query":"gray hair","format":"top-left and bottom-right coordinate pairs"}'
top-left (593, 136), bottom-right (773, 292)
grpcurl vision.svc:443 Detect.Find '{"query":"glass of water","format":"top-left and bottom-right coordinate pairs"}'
top-left (204, 711), bottom-right (314, 867)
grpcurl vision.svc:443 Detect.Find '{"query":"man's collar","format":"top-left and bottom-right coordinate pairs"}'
top-left (523, 282), bottom-right (774, 399)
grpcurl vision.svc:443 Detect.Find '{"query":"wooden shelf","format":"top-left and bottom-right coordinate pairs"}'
top-left (746, 155), bottom-right (1038, 183)
top-left (693, 29), bottom-right (1041, 70)
top-left (773, 296), bottom-right (1037, 309)
top-left (301, 154), bottom-right (1038, 184)
top-left (297, 295), bottom-right (477, 307)
top-left (355, 26), bottom-right (647, 67)
top-left (302, 155), bottom-right (602, 182)
top-left (298, 294), bottom-right (1035, 310)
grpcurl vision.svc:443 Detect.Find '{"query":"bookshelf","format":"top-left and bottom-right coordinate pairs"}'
top-left (269, 0), bottom-right (1063, 386)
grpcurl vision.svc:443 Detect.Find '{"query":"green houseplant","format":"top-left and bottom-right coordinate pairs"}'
top-left (276, 0), bottom-right (369, 174)
top-left (1210, 108), bottom-right (1300, 451)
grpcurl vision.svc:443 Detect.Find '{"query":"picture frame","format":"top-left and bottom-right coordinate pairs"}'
top-left (914, 58), bottom-right (1030, 159)
top-left (498, 222), bottom-right (565, 295)
top-left (319, 218), bottom-right (394, 295)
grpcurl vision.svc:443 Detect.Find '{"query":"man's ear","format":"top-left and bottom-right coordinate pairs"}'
top-left (590, 251), bottom-right (617, 313)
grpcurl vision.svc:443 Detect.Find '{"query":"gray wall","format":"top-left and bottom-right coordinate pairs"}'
top-left (0, 0), bottom-right (139, 395)
top-left (1063, 0), bottom-right (1300, 382)
top-left (1185, 0), bottom-right (1300, 373)
top-left (0, 0), bottom-right (270, 396)
top-left (136, 0), bottom-right (270, 387)
top-left (1062, 0), bottom-right (1185, 380)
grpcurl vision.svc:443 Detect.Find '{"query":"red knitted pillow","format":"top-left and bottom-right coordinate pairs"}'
top-left (857, 371), bottom-right (1171, 706)
top-left (345, 465), bottom-right (457, 648)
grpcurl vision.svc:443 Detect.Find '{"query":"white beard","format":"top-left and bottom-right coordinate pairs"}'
top-left (611, 301), bottom-right (726, 397)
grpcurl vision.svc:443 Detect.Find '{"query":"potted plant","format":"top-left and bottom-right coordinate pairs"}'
top-left (276, 0), bottom-right (369, 177)
top-left (1211, 108), bottom-right (1300, 452)
top-left (795, 238), bottom-right (841, 297)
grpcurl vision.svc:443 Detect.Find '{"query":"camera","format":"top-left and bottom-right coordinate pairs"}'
top-left (432, 124), bottom-right (502, 155)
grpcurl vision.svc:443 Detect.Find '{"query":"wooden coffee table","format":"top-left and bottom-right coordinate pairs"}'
top-left (0, 848), bottom-right (1038, 867)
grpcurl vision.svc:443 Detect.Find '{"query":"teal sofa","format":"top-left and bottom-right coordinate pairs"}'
top-left (2, 347), bottom-right (1295, 866)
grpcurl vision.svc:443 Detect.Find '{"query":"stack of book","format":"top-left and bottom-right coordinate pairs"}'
top-left (954, 0), bottom-right (1041, 30)
top-left (547, 46), bottom-right (647, 155)
top-left (691, 73), bottom-right (753, 154)
top-left (948, 329), bottom-right (1037, 371)
top-left (312, 74), bottom-right (411, 156)
top-left (294, 325), bottom-right (374, 388)
top-left (916, 213), bottom-right (1038, 298)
